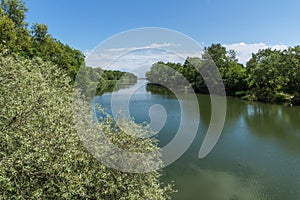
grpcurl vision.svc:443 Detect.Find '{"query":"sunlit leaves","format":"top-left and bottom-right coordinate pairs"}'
top-left (0, 54), bottom-right (174, 199)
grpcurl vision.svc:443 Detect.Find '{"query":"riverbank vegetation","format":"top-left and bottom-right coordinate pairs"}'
top-left (0, 0), bottom-right (171, 199)
top-left (146, 44), bottom-right (300, 105)
top-left (76, 66), bottom-right (137, 96)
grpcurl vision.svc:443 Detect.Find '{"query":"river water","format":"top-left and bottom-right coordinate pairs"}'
top-left (94, 80), bottom-right (300, 200)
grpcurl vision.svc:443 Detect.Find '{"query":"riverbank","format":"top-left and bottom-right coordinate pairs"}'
top-left (146, 82), bottom-right (299, 106)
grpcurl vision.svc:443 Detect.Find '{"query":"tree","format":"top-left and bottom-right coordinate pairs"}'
top-left (225, 63), bottom-right (248, 96)
top-left (0, 7), bottom-right (17, 50)
top-left (146, 62), bottom-right (185, 89)
top-left (204, 43), bottom-right (228, 74)
top-left (182, 57), bottom-right (208, 93)
top-left (0, 0), bottom-right (85, 81)
top-left (0, 0), bottom-right (27, 28)
top-left (146, 44), bottom-right (248, 96)
top-left (31, 23), bottom-right (49, 42)
top-left (246, 49), bottom-right (290, 103)
top-left (282, 46), bottom-right (300, 93)
top-left (204, 44), bottom-right (248, 95)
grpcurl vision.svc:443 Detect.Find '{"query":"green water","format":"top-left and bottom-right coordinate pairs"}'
top-left (94, 80), bottom-right (300, 200)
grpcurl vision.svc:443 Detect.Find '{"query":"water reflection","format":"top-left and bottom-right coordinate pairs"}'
top-left (244, 103), bottom-right (300, 153)
top-left (146, 83), bottom-right (175, 96)
top-left (96, 80), bottom-right (137, 95)
top-left (164, 167), bottom-right (262, 200)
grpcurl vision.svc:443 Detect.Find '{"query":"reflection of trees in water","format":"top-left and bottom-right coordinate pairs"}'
top-left (188, 95), bottom-right (249, 127)
top-left (197, 95), bottom-right (300, 154)
top-left (146, 83), bottom-right (249, 125)
top-left (146, 83), bottom-right (177, 97)
top-left (244, 103), bottom-right (300, 153)
top-left (225, 97), bottom-right (248, 121)
top-left (96, 80), bottom-right (137, 95)
top-left (147, 82), bottom-right (300, 153)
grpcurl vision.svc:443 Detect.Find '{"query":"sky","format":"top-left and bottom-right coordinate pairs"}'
top-left (25, 0), bottom-right (300, 66)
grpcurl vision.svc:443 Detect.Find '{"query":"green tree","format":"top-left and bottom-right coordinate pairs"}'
top-left (246, 49), bottom-right (290, 103)
top-left (0, 0), bottom-right (27, 28)
top-left (225, 63), bottom-right (248, 96)
top-left (0, 0), bottom-right (85, 81)
top-left (204, 43), bottom-right (248, 95)
top-left (204, 43), bottom-right (228, 74)
top-left (0, 7), bottom-right (17, 50)
top-left (282, 46), bottom-right (300, 94)
top-left (31, 23), bottom-right (48, 42)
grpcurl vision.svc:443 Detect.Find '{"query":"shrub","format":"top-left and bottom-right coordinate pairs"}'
top-left (0, 53), bottom-right (174, 199)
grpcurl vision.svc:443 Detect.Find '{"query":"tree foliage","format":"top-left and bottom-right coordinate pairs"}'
top-left (246, 47), bottom-right (300, 103)
top-left (146, 44), bottom-right (247, 95)
top-left (0, 0), bottom-right (84, 82)
top-left (1, 0), bottom-right (27, 28)
top-left (0, 53), bottom-right (173, 199)
top-left (146, 43), bottom-right (300, 104)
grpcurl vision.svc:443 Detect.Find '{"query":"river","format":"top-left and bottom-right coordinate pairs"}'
top-left (94, 80), bottom-right (300, 200)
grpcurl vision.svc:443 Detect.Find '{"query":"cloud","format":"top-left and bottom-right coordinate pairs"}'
top-left (84, 50), bottom-right (91, 57)
top-left (86, 49), bottom-right (189, 77)
top-left (107, 43), bottom-right (176, 52)
top-left (224, 42), bottom-right (289, 64)
top-left (85, 42), bottom-right (200, 77)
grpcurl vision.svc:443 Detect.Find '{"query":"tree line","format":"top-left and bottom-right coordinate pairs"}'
top-left (146, 43), bottom-right (300, 104)
top-left (76, 66), bottom-right (137, 97)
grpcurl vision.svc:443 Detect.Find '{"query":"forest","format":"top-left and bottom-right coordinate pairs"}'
top-left (146, 44), bottom-right (300, 105)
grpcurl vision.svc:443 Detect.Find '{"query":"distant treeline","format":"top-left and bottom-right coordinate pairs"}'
top-left (146, 44), bottom-right (300, 104)
top-left (76, 66), bottom-right (137, 97)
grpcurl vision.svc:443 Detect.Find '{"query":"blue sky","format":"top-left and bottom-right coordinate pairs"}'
top-left (25, 0), bottom-right (300, 65)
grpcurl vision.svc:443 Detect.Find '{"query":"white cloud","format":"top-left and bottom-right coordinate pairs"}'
top-left (83, 50), bottom-right (91, 57)
top-left (107, 43), bottom-right (176, 52)
top-left (224, 42), bottom-right (289, 64)
top-left (86, 48), bottom-right (190, 77)
top-left (85, 42), bottom-right (200, 77)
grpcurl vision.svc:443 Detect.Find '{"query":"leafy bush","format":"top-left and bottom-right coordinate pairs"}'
top-left (273, 92), bottom-right (291, 103)
top-left (0, 53), bottom-right (174, 199)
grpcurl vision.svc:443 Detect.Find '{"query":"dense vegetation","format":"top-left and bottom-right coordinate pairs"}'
top-left (0, 0), bottom-right (171, 199)
top-left (0, 53), bottom-right (173, 199)
top-left (146, 44), bottom-right (300, 104)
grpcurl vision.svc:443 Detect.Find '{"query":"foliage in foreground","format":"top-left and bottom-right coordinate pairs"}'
top-left (0, 53), bottom-right (174, 199)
